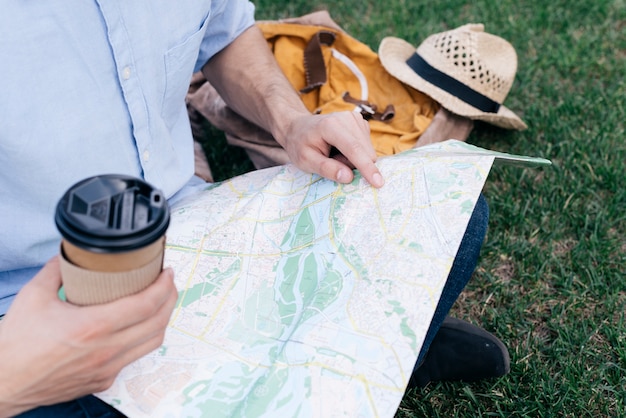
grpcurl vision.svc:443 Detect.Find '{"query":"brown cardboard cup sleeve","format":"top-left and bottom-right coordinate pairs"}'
top-left (59, 250), bottom-right (164, 306)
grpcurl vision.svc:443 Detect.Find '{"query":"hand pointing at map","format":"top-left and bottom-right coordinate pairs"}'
top-left (276, 110), bottom-right (385, 188)
top-left (202, 26), bottom-right (385, 189)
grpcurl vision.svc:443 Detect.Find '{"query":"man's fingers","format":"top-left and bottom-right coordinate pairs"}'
top-left (303, 149), bottom-right (355, 184)
top-left (325, 112), bottom-right (384, 188)
top-left (62, 269), bottom-right (177, 375)
top-left (84, 268), bottom-right (177, 333)
top-left (107, 272), bottom-right (178, 348)
top-left (282, 111), bottom-right (385, 188)
top-left (333, 141), bottom-right (382, 187)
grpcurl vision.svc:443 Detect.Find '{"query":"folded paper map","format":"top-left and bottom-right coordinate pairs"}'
top-left (98, 140), bottom-right (550, 417)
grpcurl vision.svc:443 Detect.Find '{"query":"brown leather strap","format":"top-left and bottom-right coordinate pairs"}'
top-left (342, 92), bottom-right (395, 121)
top-left (300, 30), bottom-right (395, 122)
top-left (300, 31), bottom-right (336, 93)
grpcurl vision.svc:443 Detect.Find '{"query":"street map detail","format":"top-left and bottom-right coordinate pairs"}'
top-left (98, 140), bottom-right (550, 417)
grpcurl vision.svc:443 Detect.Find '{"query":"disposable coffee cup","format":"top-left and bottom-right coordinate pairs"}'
top-left (55, 174), bottom-right (170, 305)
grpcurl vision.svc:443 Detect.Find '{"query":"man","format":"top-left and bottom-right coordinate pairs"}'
top-left (0, 1), bottom-right (507, 416)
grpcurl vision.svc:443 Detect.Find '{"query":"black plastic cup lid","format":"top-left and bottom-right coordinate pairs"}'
top-left (55, 174), bottom-right (170, 253)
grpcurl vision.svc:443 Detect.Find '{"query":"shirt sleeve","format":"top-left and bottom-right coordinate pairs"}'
top-left (194, 0), bottom-right (256, 72)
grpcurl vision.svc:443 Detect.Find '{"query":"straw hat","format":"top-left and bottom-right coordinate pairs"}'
top-left (379, 24), bottom-right (527, 130)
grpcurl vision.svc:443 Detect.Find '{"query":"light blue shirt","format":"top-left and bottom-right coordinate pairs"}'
top-left (0, 0), bottom-right (255, 314)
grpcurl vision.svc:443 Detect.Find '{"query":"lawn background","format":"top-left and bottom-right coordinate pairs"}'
top-left (196, 1), bottom-right (626, 416)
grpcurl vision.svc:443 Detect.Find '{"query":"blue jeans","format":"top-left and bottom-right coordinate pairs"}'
top-left (15, 395), bottom-right (126, 418)
top-left (415, 194), bottom-right (489, 365)
top-left (17, 196), bottom-right (488, 417)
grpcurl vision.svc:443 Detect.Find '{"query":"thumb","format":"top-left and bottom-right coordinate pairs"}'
top-left (28, 256), bottom-right (63, 295)
top-left (6, 256), bottom-right (65, 319)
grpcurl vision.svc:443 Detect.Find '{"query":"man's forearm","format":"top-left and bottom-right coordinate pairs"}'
top-left (200, 25), bottom-right (308, 148)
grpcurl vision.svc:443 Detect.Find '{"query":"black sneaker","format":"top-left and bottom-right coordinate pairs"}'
top-left (408, 316), bottom-right (510, 388)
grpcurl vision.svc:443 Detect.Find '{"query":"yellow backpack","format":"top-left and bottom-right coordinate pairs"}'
top-left (186, 12), bottom-right (440, 171)
top-left (258, 20), bottom-right (439, 156)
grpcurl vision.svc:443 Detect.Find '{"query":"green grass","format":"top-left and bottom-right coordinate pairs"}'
top-left (197, 0), bottom-right (626, 416)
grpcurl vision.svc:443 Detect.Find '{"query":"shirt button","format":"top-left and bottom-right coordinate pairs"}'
top-left (142, 150), bottom-right (150, 162)
top-left (122, 66), bottom-right (131, 80)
